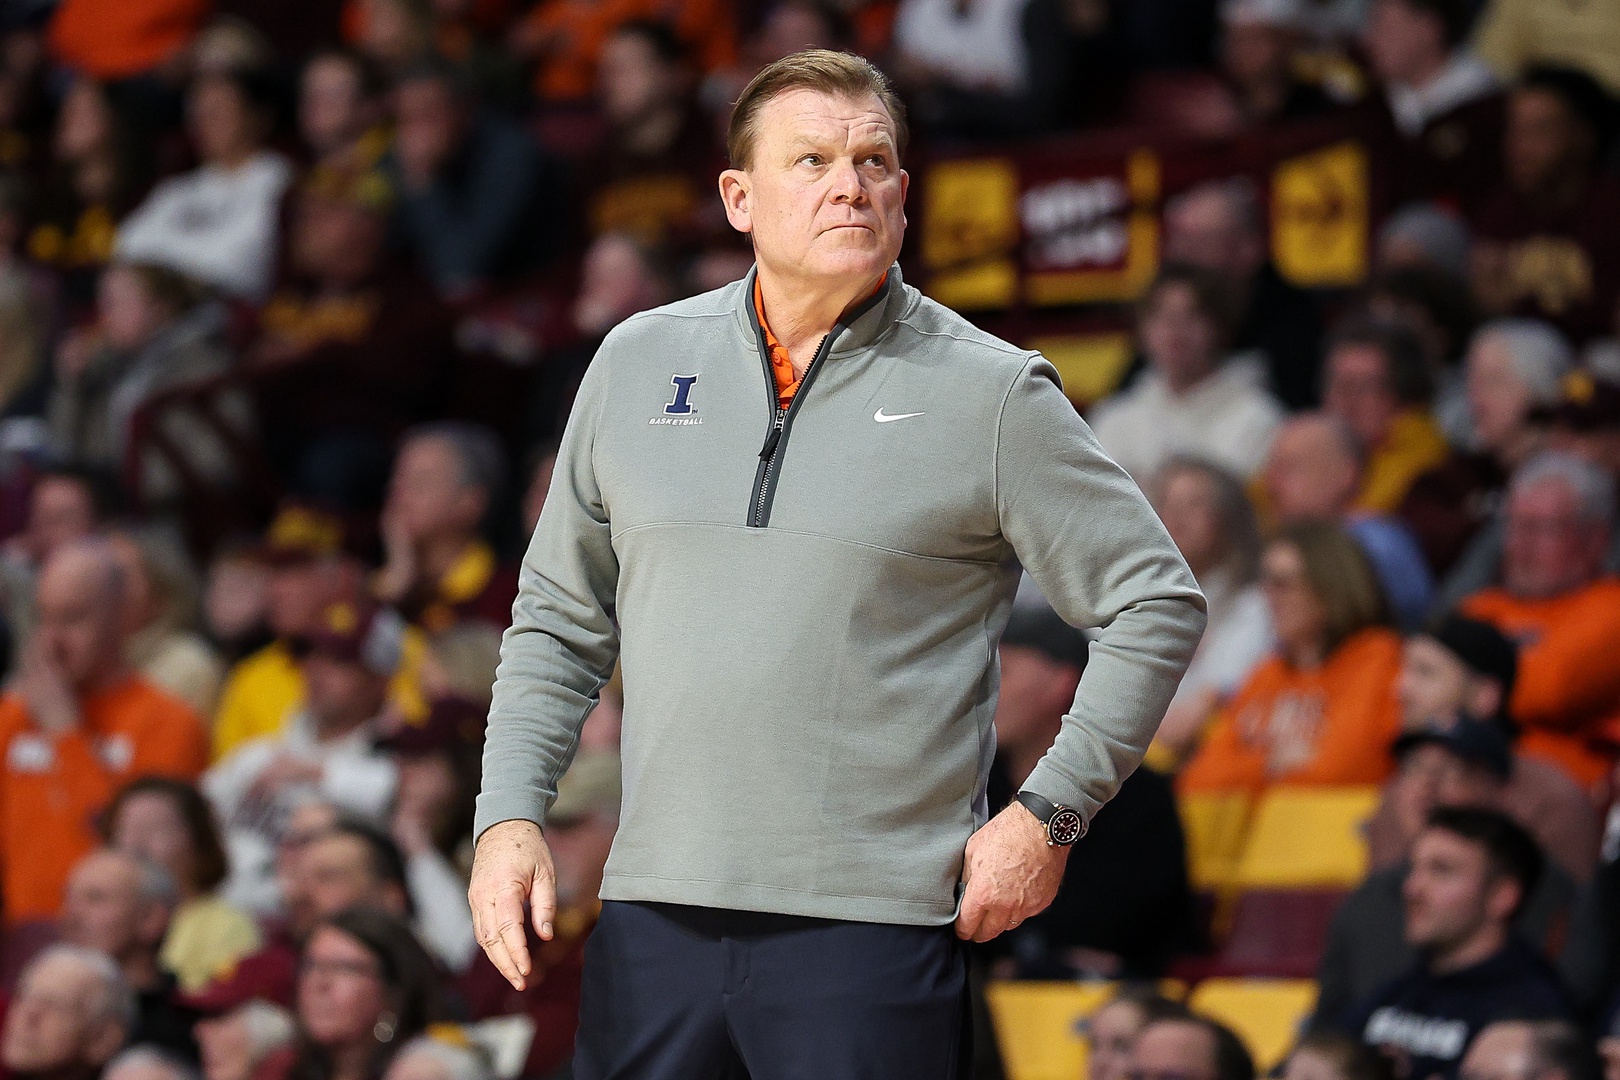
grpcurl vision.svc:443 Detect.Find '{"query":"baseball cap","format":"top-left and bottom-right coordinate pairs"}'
top-left (294, 600), bottom-right (406, 677)
top-left (1000, 606), bottom-right (1088, 670)
top-left (251, 501), bottom-right (349, 567)
top-left (547, 752), bottom-right (622, 826)
top-left (1393, 713), bottom-right (1514, 779)
top-left (1422, 613), bottom-right (1518, 702)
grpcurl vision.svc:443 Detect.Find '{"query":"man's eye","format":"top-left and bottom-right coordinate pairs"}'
top-left (800, 154), bottom-right (823, 166)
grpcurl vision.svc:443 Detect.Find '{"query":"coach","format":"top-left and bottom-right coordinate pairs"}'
top-left (470, 50), bottom-right (1206, 1077)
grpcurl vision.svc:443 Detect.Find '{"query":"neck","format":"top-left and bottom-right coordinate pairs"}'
top-left (1162, 362), bottom-right (1215, 397)
top-left (1429, 922), bottom-right (1507, 975)
top-left (755, 263), bottom-right (884, 372)
top-left (419, 533), bottom-right (476, 585)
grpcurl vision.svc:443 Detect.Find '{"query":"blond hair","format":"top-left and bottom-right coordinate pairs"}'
top-left (727, 49), bottom-right (907, 170)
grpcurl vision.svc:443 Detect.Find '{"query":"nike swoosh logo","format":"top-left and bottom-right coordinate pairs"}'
top-left (874, 409), bottom-right (925, 423)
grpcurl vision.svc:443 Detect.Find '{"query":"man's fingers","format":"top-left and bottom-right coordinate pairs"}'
top-left (530, 869), bottom-right (557, 941)
top-left (481, 927), bottom-right (526, 992)
top-left (955, 881), bottom-right (988, 941)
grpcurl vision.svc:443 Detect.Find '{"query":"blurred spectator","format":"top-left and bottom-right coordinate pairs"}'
top-left (191, 17), bottom-right (280, 79)
top-left (520, 443), bottom-right (557, 538)
top-left (115, 69), bottom-right (294, 303)
top-left (1472, 67), bottom-right (1620, 344)
top-left (202, 544), bottom-right (273, 663)
top-left (700, 1), bottom-right (853, 123)
top-left (1545, 372), bottom-right (1620, 475)
top-left (106, 529), bottom-right (226, 719)
top-left (508, 0), bottom-right (737, 103)
top-left (47, 263), bottom-right (240, 504)
top-left (1148, 457), bottom-right (1272, 764)
top-left (104, 1046), bottom-right (203, 1080)
top-left (985, 605), bottom-right (1192, 977)
top-left (386, 63), bottom-right (560, 299)
top-left (0, 539), bottom-right (207, 924)
top-left (195, 1001), bottom-right (296, 1080)
top-left (381, 1039), bottom-right (493, 1080)
top-left (46, 0), bottom-right (209, 81)
top-left (289, 908), bottom-right (439, 1080)
top-left (1341, 808), bottom-right (1571, 1080)
top-left (1460, 1020), bottom-right (1603, 1080)
top-left (1321, 317), bottom-right (1448, 513)
top-left (1084, 989), bottom-right (1191, 1080)
top-left (1215, 0), bottom-right (1340, 133)
top-left (1401, 320), bottom-right (1568, 576)
top-left (374, 423), bottom-right (516, 634)
top-left (207, 601), bottom-right (404, 913)
top-left (1473, 0), bottom-right (1620, 97)
top-left (1377, 203), bottom-right (1472, 279)
top-left (1162, 178), bottom-right (1325, 409)
top-left (59, 847), bottom-right (199, 1058)
top-left (1362, 0), bottom-right (1503, 213)
top-left (354, 0), bottom-right (436, 79)
top-left (0, 465), bottom-right (112, 658)
top-left (0, 944), bottom-right (134, 1080)
top-left (1179, 521), bottom-right (1401, 794)
top-left (1264, 412), bottom-right (1436, 629)
top-left (0, 172), bottom-right (49, 415)
top-left (103, 777), bottom-right (263, 995)
top-left (1312, 713), bottom-right (1579, 1027)
top-left (299, 49), bottom-right (389, 175)
top-left (1129, 1014), bottom-right (1256, 1080)
top-left (1280, 1033), bottom-right (1393, 1080)
top-left (1363, 265), bottom-right (1478, 443)
top-left (1089, 264), bottom-right (1285, 483)
top-left (1459, 451), bottom-right (1620, 787)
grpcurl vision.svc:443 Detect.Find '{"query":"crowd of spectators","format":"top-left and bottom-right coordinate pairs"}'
top-left (0, 0), bottom-right (1618, 1077)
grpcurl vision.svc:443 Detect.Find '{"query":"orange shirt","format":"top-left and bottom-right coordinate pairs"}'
top-left (47, 0), bottom-right (209, 81)
top-left (1461, 579), bottom-right (1620, 788)
top-left (0, 677), bottom-right (207, 924)
top-left (1178, 628), bottom-right (1404, 796)
top-left (517, 0), bottom-right (738, 102)
top-left (753, 273), bottom-right (888, 408)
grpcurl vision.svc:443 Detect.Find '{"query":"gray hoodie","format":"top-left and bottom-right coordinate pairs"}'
top-left (475, 265), bottom-right (1206, 926)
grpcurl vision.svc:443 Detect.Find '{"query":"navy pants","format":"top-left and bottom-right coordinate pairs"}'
top-left (574, 901), bottom-right (969, 1079)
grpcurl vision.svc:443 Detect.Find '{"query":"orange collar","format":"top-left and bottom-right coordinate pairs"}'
top-left (753, 272), bottom-right (888, 408)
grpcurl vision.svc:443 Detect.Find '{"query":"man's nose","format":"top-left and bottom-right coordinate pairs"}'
top-left (827, 159), bottom-right (866, 203)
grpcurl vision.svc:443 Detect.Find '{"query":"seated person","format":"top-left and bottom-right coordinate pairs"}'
top-left (1088, 264), bottom-right (1285, 484)
top-left (1320, 317), bottom-right (1449, 515)
top-left (0, 465), bottom-right (113, 663)
top-left (374, 423), bottom-right (518, 633)
top-left (105, 529), bottom-right (227, 720)
top-left (1459, 451), bottom-right (1620, 787)
top-left (195, 1001), bottom-right (296, 1080)
top-left (1129, 1013), bottom-right (1255, 1080)
top-left (1263, 412), bottom-right (1435, 630)
top-left (0, 539), bottom-right (207, 924)
top-left (1085, 989), bottom-right (1191, 1080)
top-left (114, 68), bottom-right (293, 302)
top-left (0, 945), bottom-right (134, 1080)
top-left (1460, 1020), bottom-right (1602, 1080)
top-left (1179, 521), bottom-right (1403, 795)
top-left (1312, 713), bottom-right (1579, 1028)
top-left (1339, 807), bottom-right (1572, 1080)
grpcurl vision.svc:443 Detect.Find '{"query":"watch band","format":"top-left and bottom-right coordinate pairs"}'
top-left (1016, 790), bottom-right (1086, 846)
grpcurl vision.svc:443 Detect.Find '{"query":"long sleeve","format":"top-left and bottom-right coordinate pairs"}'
top-left (996, 357), bottom-right (1207, 823)
top-left (475, 350), bottom-right (620, 840)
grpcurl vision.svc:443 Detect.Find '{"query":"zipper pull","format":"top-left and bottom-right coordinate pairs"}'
top-left (759, 408), bottom-right (786, 459)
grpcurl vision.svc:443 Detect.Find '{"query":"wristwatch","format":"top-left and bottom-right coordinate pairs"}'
top-left (1016, 791), bottom-right (1085, 846)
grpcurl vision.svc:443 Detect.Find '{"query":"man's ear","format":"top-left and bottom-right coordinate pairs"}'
top-left (899, 168), bottom-right (910, 229)
top-left (719, 170), bottom-right (753, 235)
top-left (1485, 875), bottom-right (1523, 925)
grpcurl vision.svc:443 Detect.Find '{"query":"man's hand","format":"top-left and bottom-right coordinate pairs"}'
top-left (15, 640), bottom-right (78, 736)
top-left (469, 819), bottom-right (557, 991)
top-left (954, 801), bottom-right (1070, 943)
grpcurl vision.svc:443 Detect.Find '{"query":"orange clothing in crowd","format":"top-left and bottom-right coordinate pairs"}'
top-left (0, 676), bottom-right (207, 924)
top-left (517, 0), bottom-right (737, 101)
top-left (1353, 410), bottom-right (1450, 515)
top-left (1461, 578), bottom-right (1620, 789)
top-left (1178, 628), bottom-right (1404, 796)
top-left (48, 0), bottom-right (209, 80)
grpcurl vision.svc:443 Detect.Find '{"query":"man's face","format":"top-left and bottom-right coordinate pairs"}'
top-left (1403, 828), bottom-right (1503, 953)
top-left (1466, 337), bottom-right (1535, 456)
top-left (1162, 190), bottom-right (1261, 281)
top-left (61, 851), bottom-right (157, 963)
top-left (1263, 421), bottom-right (1360, 522)
top-left (287, 833), bottom-right (396, 937)
top-left (393, 78), bottom-right (461, 178)
top-left (301, 55), bottom-right (365, 157)
top-left (1506, 89), bottom-right (1586, 196)
top-left (721, 89), bottom-right (907, 289)
top-left (1503, 478), bottom-right (1607, 599)
top-left (1087, 999), bottom-right (1149, 1080)
top-left (1394, 744), bottom-right (1504, 834)
top-left (27, 477), bottom-right (95, 563)
top-left (196, 1012), bottom-right (254, 1080)
top-left (1323, 343), bottom-right (1401, 449)
top-left (1460, 1023), bottom-right (1537, 1080)
top-left (1128, 1021), bottom-right (1218, 1080)
top-left (1397, 636), bottom-right (1472, 726)
top-left (265, 558), bottom-right (355, 639)
top-left (35, 554), bottom-right (124, 689)
top-left (301, 654), bottom-right (388, 734)
top-left (1, 955), bottom-right (119, 1072)
top-left (384, 436), bottom-right (483, 544)
top-left (597, 32), bottom-right (679, 125)
top-left (1363, 0), bottom-right (1444, 86)
top-left (1140, 282), bottom-right (1220, 390)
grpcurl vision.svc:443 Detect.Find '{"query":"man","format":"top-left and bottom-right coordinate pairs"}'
top-left (1459, 451), bottom-right (1620, 786)
top-left (0, 540), bottom-right (207, 924)
top-left (1263, 412), bottom-right (1435, 629)
top-left (0, 466), bottom-right (114, 667)
top-left (1459, 1020), bottom-right (1602, 1080)
top-left (1162, 177), bottom-right (1324, 409)
top-left (1362, 0), bottom-right (1504, 214)
top-left (374, 422), bottom-right (517, 634)
top-left (0, 944), bottom-right (135, 1080)
top-left (206, 600), bottom-right (403, 914)
top-left (986, 604), bottom-right (1193, 978)
top-left (1321, 317), bottom-right (1449, 514)
top-left (1312, 712), bottom-right (1578, 1027)
top-left (1128, 1014), bottom-right (1255, 1080)
top-left (1342, 807), bottom-right (1571, 1080)
top-left (60, 848), bottom-right (198, 1058)
top-left (470, 50), bottom-right (1206, 1077)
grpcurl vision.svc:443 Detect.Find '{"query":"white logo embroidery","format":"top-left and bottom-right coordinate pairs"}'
top-left (874, 409), bottom-right (925, 423)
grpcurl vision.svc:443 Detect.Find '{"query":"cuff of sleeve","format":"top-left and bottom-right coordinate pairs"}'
top-left (1019, 759), bottom-right (1096, 827)
top-left (473, 790), bottom-right (550, 844)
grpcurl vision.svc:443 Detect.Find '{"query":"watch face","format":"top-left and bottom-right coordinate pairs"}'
top-left (1048, 808), bottom-right (1084, 846)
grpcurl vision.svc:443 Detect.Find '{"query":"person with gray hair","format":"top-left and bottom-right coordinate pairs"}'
top-left (1162, 175), bottom-right (1325, 408)
top-left (1456, 450), bottom-right (1620, 786)
top-left (59, 847), bottom-right (199, 1059)
top-left (195, 1001), bottom-right (296, 1080)
top-left (1460, 1020), bottom-right (1602, 1080)
top-left (1377, 202), bottom-right (1473, 279)
top-left (374, 421), bottom-right (518, 632)
top-left (0, 538), bottom-right (208, 926)
top-left (1, 943), bottom-right (137, 1080)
